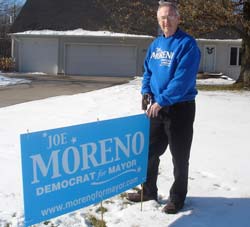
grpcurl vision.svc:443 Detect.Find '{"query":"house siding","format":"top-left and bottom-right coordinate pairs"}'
top-left (197, 39), bottom-right (242, 80)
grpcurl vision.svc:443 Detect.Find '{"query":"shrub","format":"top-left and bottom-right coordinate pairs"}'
top-left (0, 57), bottom-right (15, 72)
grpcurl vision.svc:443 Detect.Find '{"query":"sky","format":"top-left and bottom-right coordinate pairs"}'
top-left (0, 0), bottom-right (25, 16)
top-left (0, 74), bottom-right (250, 227)
top-left (0, 0), bottom-right (25, 5)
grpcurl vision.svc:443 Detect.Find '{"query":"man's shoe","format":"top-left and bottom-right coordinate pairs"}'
top-left (126, 191), bottom-right (157, 202)
top-left (162, 201), bottom-right (184, 214)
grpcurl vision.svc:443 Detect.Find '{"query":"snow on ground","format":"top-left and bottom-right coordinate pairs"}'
top-left (0, 75), bottom-right (31, 87)
top-left (196, 76), bottom-right (235, 85)
top-left (0, 77), bottom-right (250, 227)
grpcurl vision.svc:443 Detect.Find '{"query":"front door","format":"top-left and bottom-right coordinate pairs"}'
top-left (204, 45), bottom-right (216, 72)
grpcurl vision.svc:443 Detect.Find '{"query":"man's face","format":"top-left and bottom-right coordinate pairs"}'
top-left (157, 5), bottom-right (180, 36)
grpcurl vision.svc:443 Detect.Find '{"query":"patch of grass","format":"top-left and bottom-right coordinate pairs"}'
top-left (120, 192), bottom-right (128, 199)
top-left (43, 220), bottom-right (50, 225)
top-left (132, 187), bottom-right (141, 192)
top-left (96, 206), bottom-right (108, 214)
top-left (104, 199), bottom-right (115, 204)
top-left (87, 214), bottom-right (106, 227)
top-left (42, 220), bottom-right (57, 226)
top-left (122, 200), bottom-right (133, 205)
top-left (197, 82), bottom-right (245, 91)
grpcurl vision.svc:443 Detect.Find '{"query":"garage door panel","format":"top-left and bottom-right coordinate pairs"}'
top-left (20, 38), bottom-right (58, 74)
top-left (65, 44), bottom-right (137, 76)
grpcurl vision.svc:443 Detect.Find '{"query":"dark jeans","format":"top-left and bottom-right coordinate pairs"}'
top-left (143, 100), bottom-right (196, 204)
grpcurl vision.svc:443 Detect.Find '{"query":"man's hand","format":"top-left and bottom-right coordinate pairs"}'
top-left (147, 103), bottom-right (162, 118)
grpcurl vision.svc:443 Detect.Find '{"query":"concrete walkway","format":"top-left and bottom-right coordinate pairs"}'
top-left (0, 74), bottom-right (133, 108)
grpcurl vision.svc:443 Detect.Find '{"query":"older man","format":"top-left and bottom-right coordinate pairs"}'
top-left (127, 1), bottom-right (201, 214)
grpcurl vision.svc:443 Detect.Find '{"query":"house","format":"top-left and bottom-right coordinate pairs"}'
top-left (10, 30), bottom-right (153, 76)
top-left (196, 28), bottom-right (242, 80)
top-left (10, 0), bottom-right (155, 77)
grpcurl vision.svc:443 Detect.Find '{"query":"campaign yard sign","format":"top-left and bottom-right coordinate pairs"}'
top-left (20, 114), bottom-right (149, 227)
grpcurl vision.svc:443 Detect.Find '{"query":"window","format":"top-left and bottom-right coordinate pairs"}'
top-left (230, 47), bottom-right (242, 66)
top-left (230, 47), bottom-right (237, 65)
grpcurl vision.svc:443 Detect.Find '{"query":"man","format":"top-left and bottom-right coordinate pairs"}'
top-left (127, 1), bottom-right (201, 214)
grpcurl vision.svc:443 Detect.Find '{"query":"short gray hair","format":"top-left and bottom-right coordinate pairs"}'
top-left (158, 1), bottom-right (180, 16)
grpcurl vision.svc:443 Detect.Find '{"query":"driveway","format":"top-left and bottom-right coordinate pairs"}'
top-left (0, 74), bottom-right (132, 108)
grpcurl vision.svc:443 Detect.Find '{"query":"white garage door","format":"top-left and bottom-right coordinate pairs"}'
top-left (65, 44), bottom-right (137, 76)
top-left (19, 38), bottom-right (58, 74)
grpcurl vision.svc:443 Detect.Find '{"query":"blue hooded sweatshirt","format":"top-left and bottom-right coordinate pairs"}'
top-left (141, 29), bottom-right (201, 107)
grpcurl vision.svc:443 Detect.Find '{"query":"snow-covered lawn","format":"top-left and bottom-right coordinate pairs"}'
top-left (0, 76), bottom-right (249, 227)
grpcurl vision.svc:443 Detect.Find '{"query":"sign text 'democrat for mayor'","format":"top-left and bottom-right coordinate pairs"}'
top-left (20, 114), bottom-right (149, 227)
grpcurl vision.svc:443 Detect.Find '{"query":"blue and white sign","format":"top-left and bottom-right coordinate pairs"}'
top-left (20, 114), bottom-right (149, 227)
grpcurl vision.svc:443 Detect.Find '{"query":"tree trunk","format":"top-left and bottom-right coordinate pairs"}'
top-left (236, 38), bottom-right (250, 88)
top-left (242, 0), bottom-right (250, 88)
